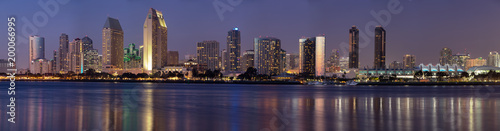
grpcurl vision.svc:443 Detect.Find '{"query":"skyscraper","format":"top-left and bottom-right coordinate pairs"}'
top-left (143, 8), bottom-right (168, 71)
top-left (299, 36), bottom-right (326, 77)
top-left (452, 53), bottom-right (470, 68)
top-left (52, 50), bottom-right (57, 73)
top-left (329, 49), bottom-right (340, 68)
top-left (58, 33), bottom-right (69, 72)
top-left (227, 28), bottom-right (241, 71)
top-left (81, 36), bottom-right (93, 53)
top-left (349, 26), bottom-right (359, 69)
top-left (487, 51), bottom-right (500, 67)
top-left (374, 26), bottom-right (386, 69)
top-left (69, 38), bottom-right (82, 73)
top-left (197, 41), bottom-right (220, 71)
top-left (440, 48), bottom-right (453, 65)
top-left (254, 37), bottom-right (282, 76)
top-left (221, 49), bottom-right (227, 71)
top-left (241, 50), bottom-right (254, 71)
top-left (167, 51), bottom-right (179, 66)
top-left (280, 49), bottom-right (287, 74)
top-left (102, 17), bottom-right (124, 69)
top-left (84, 49), bottom-right (100, 72)
top-left (29, 35), bottom-right (45, 70)
top-left (403, 54), bottom-right (416, 69)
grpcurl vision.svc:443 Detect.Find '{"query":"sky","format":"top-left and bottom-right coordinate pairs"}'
top-left (1, 0), bottom-right (500, 69)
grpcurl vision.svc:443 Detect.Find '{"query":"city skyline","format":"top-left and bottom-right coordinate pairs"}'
top-left (2, 0), bottom-right (500, 69)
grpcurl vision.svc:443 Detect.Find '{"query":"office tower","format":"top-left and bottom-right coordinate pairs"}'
top-left (299, 36), bottom-right (326, 77)
top-left (403, 54), bottom-right (416, 69)
top-left (221, 49), bottom-right (227, 71)
top-left (389, 61), bottom-right (403, 69)
top-left (102, 17), bottom-right (124, 69)
top-left (440, 48), bottom-right (453, 65)
top-left (69, 38), bottom-right (82, 73)
top-left (143, 8), bottom-right (168, 71)
top-left (167, 51), bottom-right (179, 66)
top-left (124, 43), bottom-right (142, 69)
top-left (29, 35), bottom-right (45, 71)
top-left (227, 28), bottom-right (241, 71)
top-left (254, 37), bottom-right (282, 76)
top-left (349, 26), bottom-right (359, 68)
top-left (374, 26), bottom-right (386, 69)
top-left (241, 50), bottom-right (254, 71)
top-left (52, 50), bottom-right (57, 73)
top-left (465, 57), bottom-right (486, 70)
top-left (280, 49), bottom-right (287, 73)
top-left (488, 51), bottom-right (500, 67)
top-left (84, 49), bottom-right (100, 72)
top-left (452, 53), bottom-right (470, 68)
top-left (330, 49), bottom-right (340, 68)
top-left (81, 36), bottom-right (93, 53)
top-left (197, 40), bottom-right (220, 71)
top-left (58, 33), bottom-right (69, 72)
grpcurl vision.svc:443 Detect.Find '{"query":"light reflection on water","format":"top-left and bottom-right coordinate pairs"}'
top-left (1, 82), bottom-right (500, 131)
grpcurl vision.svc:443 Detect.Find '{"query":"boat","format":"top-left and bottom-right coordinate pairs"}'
top-left (307, 81), bottom-right (326, 85)
top-left (345, 80), bottom-right (358, 86)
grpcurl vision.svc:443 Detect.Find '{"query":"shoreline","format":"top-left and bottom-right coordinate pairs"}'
top-left (2, 79), bottom-right (500, 86)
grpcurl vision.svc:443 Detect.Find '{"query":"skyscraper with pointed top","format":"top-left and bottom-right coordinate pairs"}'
top-left (143, 8), bottom-right (168, 71)
top-left (102, 17), bottom-right (124, 69)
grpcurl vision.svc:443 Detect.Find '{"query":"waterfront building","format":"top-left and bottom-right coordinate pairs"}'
top-left (349, 26), bottom-right (359, 68)
top-left (465, 57), bottom-right (486, 70)
top-left (403, 54), bottom-right (416, 69)
top-left (254, 37), bottom-right (282, 76)
top-left (451, 53), bottom-right (470, 68)
top-left (29, 35), bottom-right (45, 71)
top-left (69, 38), bottom-right (83, 73)
top-left (58, 33), bottom-right (69, 72)
top-left (440, 48), bottom-right (453, 65)
top-left (124, 43), bottom-right (142, 69)
top-left (374, 26), bottom-right (386, 69)
top-left (84, 49), bottom-right (100, 72)
top-left (389, 61), bottom-right (403, 69)
top-left (197, 40), bottom-right (220, 71)
top-left (227, 28), bottom-right (241, 71)
top-left (102, 17), bottom-right (124, 69)
top-left (241, 50), bottom-right (254, 71)
top-left (143, 8), bottom-right (168, 71)
top-left (487, 51), bottom-right (500, 67)
top-left (81, 36), bottom-right (93, 53)
top-left (299, 35), bottom-right (325, 77)
top-left (30, 59), bottom-right (52, 74)
top-left (167, 51), bottom-right (179, 66)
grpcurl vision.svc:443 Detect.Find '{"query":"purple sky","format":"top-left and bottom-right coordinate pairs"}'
top-left (1, 0), bottom-right (500, 69)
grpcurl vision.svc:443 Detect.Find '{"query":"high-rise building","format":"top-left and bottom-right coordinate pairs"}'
top-left (102, 17), bottom-right (124, 69)
top-left (69, 38), bottom-right (83, 73)
top-left (29, 35), bottom-right (45, 71)
top-left (254, 37), bottom-right (282, 76)
top-left (81, 36), bottom-right (93, 53)
top-left (227, 28), bottom-right (241, 71)
top-left (329, 49), bottom-right (340, 68)
top-left (349, 26), bottom-right (359, 69)
top-left (84, 49), bottom-right (100, 72)
top-left (30, 59), bottom-right (52, 74)
top-left (197, 41), bottom-right (220, 71)
top-left (280, 49), bottom-right (287, 74)
top-left (339, 57), bottom-right (349, 72)
top-left (465, 57), bottom-right (486, 70)
top-left (167, 51), bottom-right (179, 66)
top-left (299, 36), bottom-right (325, 77)
top-left (241, 50), bottom-right (254, 71)
top-left (221, 49), bottom-right (227, 71)
top-left (440, 48), bottom-right (453, 65)
top-left (124, 43), bottom-right (142, 69)
top-left (403, 54), bottom-right (416, 69)
top-left (487, 51), bottom-right (500, 67)
top-left (389, 61), bottom-right (403, 69)
top-left (452, 53), bottom-right (470, 68)
top-left (374, 26), bottom-right (386, 69)
top-left (52, 50), bottom-right (57, 73)
top-left (143, 8), bottom-right (168, 71)
top-left (58, 33), bottom-right (69, 72)
top-left (285, 53), bottom-right (299, 71)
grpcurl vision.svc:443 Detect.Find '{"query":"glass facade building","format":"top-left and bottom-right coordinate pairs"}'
top-left (374, 26), bottom-right (386, 69)
top-left (349, 26), bottom-right (359, 69)
top-left (227, 28), bottom-right (241, 71)
top-left (102, 17), bottom-right (124, 69)
top-left (143, 8), bottom-right (168, 71)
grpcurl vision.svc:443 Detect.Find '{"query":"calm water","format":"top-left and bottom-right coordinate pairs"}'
top-left (1, 82), bottom-right (500, 131)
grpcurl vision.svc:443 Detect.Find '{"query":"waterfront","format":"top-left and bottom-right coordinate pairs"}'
top-left (1, 82), bottom-right (500, 131)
